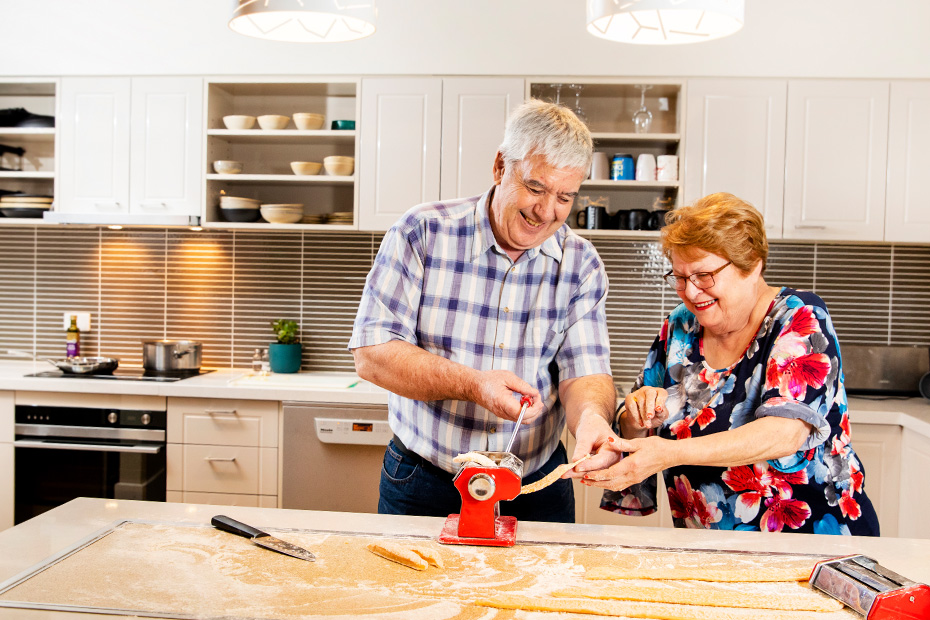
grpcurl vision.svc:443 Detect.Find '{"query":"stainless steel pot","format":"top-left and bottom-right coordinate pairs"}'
top-left (48, 356), bottom-right (119, 375)
top-left (141, 340), bottom-right (202, 372)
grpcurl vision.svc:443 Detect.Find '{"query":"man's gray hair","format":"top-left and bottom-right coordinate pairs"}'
top-left (498, 99), bottom-right (593, 172)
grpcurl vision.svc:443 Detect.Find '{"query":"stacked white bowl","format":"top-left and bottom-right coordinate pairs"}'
top-left (260, 203), bottom-right (304, 224)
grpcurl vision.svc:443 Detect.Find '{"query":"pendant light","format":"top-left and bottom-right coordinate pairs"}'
top-left (229, 0), bottom-right (377, 43)
top-left (587, 0), bottom-right (744, 45)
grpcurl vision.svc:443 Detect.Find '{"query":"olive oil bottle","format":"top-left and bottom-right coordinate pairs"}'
top-left (66, 315), bottom-right (80, 359)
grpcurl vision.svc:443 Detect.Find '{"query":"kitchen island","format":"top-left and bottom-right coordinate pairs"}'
top-left (0, 497), bottom-right (929, 619)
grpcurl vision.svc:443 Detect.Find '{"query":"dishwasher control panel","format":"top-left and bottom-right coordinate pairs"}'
top-left (314, 417), bottom-right (392, 446)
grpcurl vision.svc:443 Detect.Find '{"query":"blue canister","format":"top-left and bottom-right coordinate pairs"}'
top-left (610, 154), bottom-right (634, 180)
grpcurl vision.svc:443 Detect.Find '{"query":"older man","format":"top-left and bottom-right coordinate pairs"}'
top-left (349, 100), bottom-right (623, 523)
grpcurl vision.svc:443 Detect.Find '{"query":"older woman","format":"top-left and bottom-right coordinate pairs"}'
top-left (585, 193), bottom-right (879, 536)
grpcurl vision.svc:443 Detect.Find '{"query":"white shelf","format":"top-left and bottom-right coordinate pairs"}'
top-left (591, 132), bottom-right (680, 142)
top-left (202, 221), bottom-right (355, 231)
top-left (582, 180), bottom-right (679, 189)
top-left (574, 228), bottom-right (662, 238)
top-left (207, 174), bottom-right (354, 184)
top-left (0, 171), bottom-right (54, 179)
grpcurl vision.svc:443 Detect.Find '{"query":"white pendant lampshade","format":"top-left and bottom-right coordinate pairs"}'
top-left (587, 0), bottom-right (744, 45)
top-left (229, 0), bottom-right (377, 43)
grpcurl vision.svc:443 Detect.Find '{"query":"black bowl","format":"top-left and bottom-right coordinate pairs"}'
top-left (220, 207), bottom-right (261, 222)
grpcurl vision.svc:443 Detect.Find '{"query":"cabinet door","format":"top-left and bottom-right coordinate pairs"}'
top-left (685, 79), bottom-right (787, 238)
top-left (784, 80), bottom-right (889, 241)
top-left (850, 423), bottom-right (901, 537)
top-left (129, 77), bottom-right (203, 217)
top-left (440, 78), bottom-right (524, 200)
top-left (59, 77), bottom-right (131, 214)
top-left (885, 81), bottom-right (930, 242)
top-left (358, 78), bottom-right (442, 231)
top-left (900, 428), bottom-right (930, 539)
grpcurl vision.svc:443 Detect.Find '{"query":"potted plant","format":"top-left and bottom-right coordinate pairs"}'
top-left (269, 319), bottom-right (302, 373)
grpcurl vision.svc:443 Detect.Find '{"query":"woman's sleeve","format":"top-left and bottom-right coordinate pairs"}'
top-left (753, 300), bottom-right (840, 450)
top-left (599, 320), bottom-right (670, 516)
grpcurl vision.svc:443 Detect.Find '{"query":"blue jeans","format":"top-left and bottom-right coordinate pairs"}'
top-left (378, 439), bottom-right (575, 523)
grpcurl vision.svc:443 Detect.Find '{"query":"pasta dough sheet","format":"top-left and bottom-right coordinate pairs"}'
top-left (475, 594), bottom-right (852, 620)
top-left (554, 579), bottom-right (843, 612)
top-left (585, 551), bottom-right (813, 582)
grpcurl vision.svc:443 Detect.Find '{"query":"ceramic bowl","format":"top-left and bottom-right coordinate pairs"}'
top-left (290, 161), bottom-right (322, 176)
top-left (257, 114), bottom-right (290, 130)
top-left (219, 195), bottom-right (260, 210)
top-left (213, 160), bottom-right (243, 174)
top-left (323, 155), bottom-right (355, 176)
top-left (222, 115), bottom-right (256, 130)
top-left (293, 113), bottom-right (325, 130)
top-left (261, 204), bottom-right (304, 224)
top-left (220, 207), bottom-right (261, 223)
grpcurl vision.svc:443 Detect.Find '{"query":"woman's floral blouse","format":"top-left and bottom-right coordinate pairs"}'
top-left (601, 288), bottom-right (880, 536)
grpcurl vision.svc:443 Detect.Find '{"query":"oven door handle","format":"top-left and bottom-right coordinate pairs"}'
top-left (13, 439), bottom-right (163, 454)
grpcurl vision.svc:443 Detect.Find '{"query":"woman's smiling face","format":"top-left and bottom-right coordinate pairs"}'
top-left (488, 151), bottom-right (586, 259)
top-left (670, 248), bottom-right (763, 336)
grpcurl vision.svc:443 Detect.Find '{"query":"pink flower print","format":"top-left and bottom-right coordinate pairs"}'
top-left (694, 406), bottom-right (716, 429)
top-left (766, 352), bottom-right (831, 400)
top-left (850, 466), bottom-right (864, 495)
top-left (839, 490), bottom-right (862, 520)
top-left (768, 468), bottom-right (808, 498)
top-left (668, 475), bottom-right (721, 528)
top-left (784, 306), bottom-right (820, 337)
top-left (760, 494), bottom-right (812, 532)
top-left (722, 464), bottom-right (773, 522)
top-left (670, 416), bottom-right (693, 439)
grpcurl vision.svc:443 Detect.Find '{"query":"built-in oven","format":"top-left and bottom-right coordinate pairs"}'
top-left (13, 404), bottom-right (167, 525)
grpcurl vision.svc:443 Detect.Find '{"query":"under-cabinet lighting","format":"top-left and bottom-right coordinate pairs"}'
top-left (107, 225), bottom-right (123, 230)
top-left (229, 0), bottom-right (377, 43)
top-left (587, 0), bottom-right (744, 45)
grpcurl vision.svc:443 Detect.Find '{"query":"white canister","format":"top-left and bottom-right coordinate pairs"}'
top-left (635, 153), bottom-right (656, 181)
top-left (656, 155), bottom-right (679, 182)
top-left (590, 152), bottom-right (609, 180)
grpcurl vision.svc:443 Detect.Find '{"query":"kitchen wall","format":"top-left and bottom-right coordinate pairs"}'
top-left (2, 226), bottom-right (927, 389)
top-left (3, 1), bottom-right (930, 79)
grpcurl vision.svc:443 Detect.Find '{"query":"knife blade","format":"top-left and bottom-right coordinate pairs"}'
top-left (211, 514), bottom-right (316, 561)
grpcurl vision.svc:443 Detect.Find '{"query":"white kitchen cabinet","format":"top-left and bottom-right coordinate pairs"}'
top-left (884, 81), bottom-right (930, 242)
top-left (358, 77), bottom-right (443, 231)
top-left (684, 79), bottom-right (787, 238)
top-left (58, 76), bottom-right (203, 219)
top-left (0, 391), bottom-right (12, 531)
top-left (899, 428), bottom-right (930, 539)
top-left (166, 397), bottom-right (279, 505)
top-left (439, 78), bottom-right (525, 200)
top-left (850, 423), bottom-right (901, 537)
top-left (783, 80), bottom-right (890, 241)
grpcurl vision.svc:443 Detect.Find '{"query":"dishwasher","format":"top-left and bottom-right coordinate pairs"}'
top-left (281, 402), bottom-right (391, 513)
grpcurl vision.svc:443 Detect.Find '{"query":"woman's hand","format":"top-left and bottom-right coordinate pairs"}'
top-left (581, 435), bottom-right (674, 492)
top-left (620, 386), bottom-right (669, 436)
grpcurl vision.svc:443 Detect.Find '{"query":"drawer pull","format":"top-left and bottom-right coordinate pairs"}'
top-left (204, 456), bottom-right (238, 463)
top-left (205, 409), bottom-right (238, 416)
top-left (794, 224), bottom-right (827, 230)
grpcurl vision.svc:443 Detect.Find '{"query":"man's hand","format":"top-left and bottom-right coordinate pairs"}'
top-left (473, 369), bottom-right (542, 423)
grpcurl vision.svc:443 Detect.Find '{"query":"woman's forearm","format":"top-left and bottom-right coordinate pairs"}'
top-left (669, 416), bottom-right (813, 468)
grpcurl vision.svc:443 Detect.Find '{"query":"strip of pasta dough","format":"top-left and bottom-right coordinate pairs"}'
top-left (553, 580), bottom-right (843, 612)
top-left (585, 563), bottom-right (811, 583)
top-left (366, 542), bottom-right (428, 571)
top-left (409, 545), bottom-right (444, 569)
top-left (520, 454), bottom-right (593, 495)
top-left (452, 452), bottom-right (497, 468)
top-left (474, 594), bottom-right (851, 620)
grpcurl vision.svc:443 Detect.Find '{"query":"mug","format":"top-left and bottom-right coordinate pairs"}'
top-left (612, 209), bottom-right (631, 230)
top-left (635, 154), bottom-right (656, 181)
top-left (647, 209), bottom-right (670, 230)
top-left (626, 208), bottom-right (650, 230)
top-left (610, 154), bottom-right (635, 181)
top-left (590, 152), bottom-right (609, 180)
top-left (575, 205), bottom-right (607, 229)
top-left (656, 155), bottom-right (678, 182)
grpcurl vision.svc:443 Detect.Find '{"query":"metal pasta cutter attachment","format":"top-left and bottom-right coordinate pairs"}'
top-left (438, 451), bottom-right (523, 547)
top-left (810, 554), bottom-right (930, 619)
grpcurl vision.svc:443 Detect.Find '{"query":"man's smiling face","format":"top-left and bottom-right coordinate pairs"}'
top-left (488, 151), bottom-right (587, 260)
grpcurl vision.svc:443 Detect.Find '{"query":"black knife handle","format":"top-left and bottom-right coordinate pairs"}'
top-left (211, 515), bottom-right (267, 539)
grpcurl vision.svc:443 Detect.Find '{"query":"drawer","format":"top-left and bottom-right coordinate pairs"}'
top-left (168, 397), bottom-right (279, 447)
top-left (167, 490), bottom-right (277, 508)
top-left (179, 445), bottom-right (277, 495)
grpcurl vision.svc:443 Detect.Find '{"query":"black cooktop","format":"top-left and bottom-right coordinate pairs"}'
top-left (26, 368), bottom-right (216, 382)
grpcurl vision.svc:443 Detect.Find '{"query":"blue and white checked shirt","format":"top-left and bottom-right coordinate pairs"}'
top-left (348, 188), bottom-right (611, 474)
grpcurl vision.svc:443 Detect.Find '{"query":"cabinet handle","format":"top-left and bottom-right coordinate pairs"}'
top-left (139, 202), bottom-right (168, 211)
top-left (205, 409), bottom-right (238, 416)
top-left (204, 456), bottom-right (237, 463)
top-left (94, 202), bottom-right (121, 211)
top-left (794, 224), bottom-right (826, 230)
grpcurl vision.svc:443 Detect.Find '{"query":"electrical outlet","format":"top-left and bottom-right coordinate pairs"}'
top-left (62, 312), bottom-right (92, 332)
top-left (658, 97), bottom-right (669, 112)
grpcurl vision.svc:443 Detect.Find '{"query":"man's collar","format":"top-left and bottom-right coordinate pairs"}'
top-left (472, 186), bottom-right (564, 264)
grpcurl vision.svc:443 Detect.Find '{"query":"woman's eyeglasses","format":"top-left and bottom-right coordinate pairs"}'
top-left (663, 262), bottom-right (732, 291)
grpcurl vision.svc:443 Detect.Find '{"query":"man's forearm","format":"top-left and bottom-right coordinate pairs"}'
top-left (561, 374), bottom-right (616, 435)
top-left (352, 340), bottom-right (480, 402)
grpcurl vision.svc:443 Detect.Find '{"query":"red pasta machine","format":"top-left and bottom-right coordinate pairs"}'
top-left (810, 554), bottom-right (930, 619)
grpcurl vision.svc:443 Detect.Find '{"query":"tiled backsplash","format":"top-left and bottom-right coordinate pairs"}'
top-left (1, 226), bottom-right (927, 389)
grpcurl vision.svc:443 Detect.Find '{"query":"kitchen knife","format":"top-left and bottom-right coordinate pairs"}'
top-left (211, 515), bottom-right (316, 561)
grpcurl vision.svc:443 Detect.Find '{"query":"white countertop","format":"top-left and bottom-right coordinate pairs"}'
top-left (0, 361), bottom-right (389, 404)
top-left (0, 498), bottom-right (927, 619)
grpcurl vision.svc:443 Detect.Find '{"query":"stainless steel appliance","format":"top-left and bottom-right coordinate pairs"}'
top-left (25, 368), bottom-right (214, 382)
top-left (281, 402), bottom-right (390, 514)
top-left (843, 345), bottom-right (930, 396)
top-left (142, 340), bottom-right (203, 372)
top-left (13, 403), bottom-right (167, 524)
